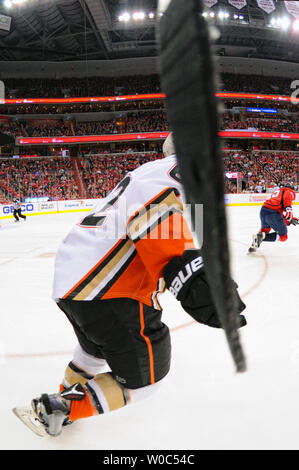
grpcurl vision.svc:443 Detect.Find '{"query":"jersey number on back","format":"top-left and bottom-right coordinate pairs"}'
top-left (80, 175), bottom-right (131, 228)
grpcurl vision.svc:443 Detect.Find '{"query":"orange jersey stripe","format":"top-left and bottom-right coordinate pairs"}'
top-left (139, 302), bottom-right (155, 385)
top-left (102, 213), bottom-right (194, 307)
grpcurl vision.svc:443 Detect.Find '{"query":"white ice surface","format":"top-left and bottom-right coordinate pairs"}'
top-left (0, 206), bottom-right (299, 450)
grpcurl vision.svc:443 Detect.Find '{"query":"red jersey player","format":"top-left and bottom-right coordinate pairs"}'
top-left (249, 184), bottom-right (298, 253)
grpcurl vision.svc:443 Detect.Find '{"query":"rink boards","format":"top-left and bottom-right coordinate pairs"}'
top-left (0, 199), bottom-right (98, 219)
top-left (0, 193), bottom-right (299, 219)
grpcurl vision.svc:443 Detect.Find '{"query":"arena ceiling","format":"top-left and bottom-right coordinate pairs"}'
top-left (0, 0), bottom-right (299, 63)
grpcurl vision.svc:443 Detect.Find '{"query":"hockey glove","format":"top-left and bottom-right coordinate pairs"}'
top-left (163, 249), bottom-right (246, 329)
top-left (284, 207), bottom-right (293, 223)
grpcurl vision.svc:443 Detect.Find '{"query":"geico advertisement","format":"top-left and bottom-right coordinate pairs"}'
top-left (1, 203), bottom-right (35, 216)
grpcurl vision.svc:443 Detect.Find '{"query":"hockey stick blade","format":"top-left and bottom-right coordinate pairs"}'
top-left (157, 0), bottom-right (246, 372)
top-left (13, 407), bottom-right (47, 437)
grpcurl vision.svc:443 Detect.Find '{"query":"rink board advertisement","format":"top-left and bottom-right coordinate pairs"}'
top-left (0, 194), bottom-right (298, 218)
top-left (0, 199), bottom-right (98, 219)
top-left (225, 193), bottom-right (299, 206)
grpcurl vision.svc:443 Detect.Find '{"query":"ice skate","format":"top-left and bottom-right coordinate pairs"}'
top-left (248, 232), bottom-right (265, 253)
top-left (13, 383), bottom-right (85, 437)
top-left (13, 406), bottom-right (48, 437)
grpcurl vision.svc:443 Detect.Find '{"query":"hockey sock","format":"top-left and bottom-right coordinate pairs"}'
top-left (60, 344), bottom-right (111, 391)
top-left (62, 361), bottom-right (95, 389)
top-left (72, 344), bottom-right (110, 376)
top-left (67, 386), bottom-right (98, 421)
top-left (68, 373), bottom-right (128, 422)
top-left (66, 375), bottom-right (166, 422)
top-left (263, 232), bottom-right (278, 242)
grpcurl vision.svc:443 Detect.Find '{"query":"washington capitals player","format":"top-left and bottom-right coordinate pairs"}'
top-left (13, 134), bottom-right (246, 437)
top-left (249, 184), bottom-right (298, 253)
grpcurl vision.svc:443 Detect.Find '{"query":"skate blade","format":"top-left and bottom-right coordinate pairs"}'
top-left (13, 407), bottom-right (47, 437)
top-left (247, 247), bottom-right (256, 254)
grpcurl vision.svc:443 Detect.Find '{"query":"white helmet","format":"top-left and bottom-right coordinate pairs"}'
top-left (162, 132), bottom-right (176, 157)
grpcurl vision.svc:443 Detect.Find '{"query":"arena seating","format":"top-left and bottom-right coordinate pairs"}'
top-left (80, 152), bottom-right (162, 198)
top-left (2, 105), bottom-right (298, 138)
top-left (0, 149), bottom-right (297, 202)
top-left (0, 157), bottom-right (79, 201)
top-left (3, 73), bottom-right (295, 99)
top-left (0, 72), bottom-right (297, 201)
top-left (223, 150), bottom-right (298, 192)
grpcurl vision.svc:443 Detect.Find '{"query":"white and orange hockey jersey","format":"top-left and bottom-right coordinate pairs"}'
top-left (52, 155), bottom-right (195, 309)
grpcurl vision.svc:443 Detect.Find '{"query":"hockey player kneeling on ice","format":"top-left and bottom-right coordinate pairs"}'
top-left (13, 134), bottom-right (246, 437)
top-left (249, 184), bottom-right (298, 253)
top-left (13, 198), bottom-right (27, 222)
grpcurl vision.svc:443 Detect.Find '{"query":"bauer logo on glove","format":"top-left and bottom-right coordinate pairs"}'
top-left (168, 255), bottom-right (204, 298)
top-left (163, 249), bottom-right (247, 329)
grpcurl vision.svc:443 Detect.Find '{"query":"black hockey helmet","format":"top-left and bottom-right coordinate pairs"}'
top-left (281, 183), bottom-right (296, 191)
